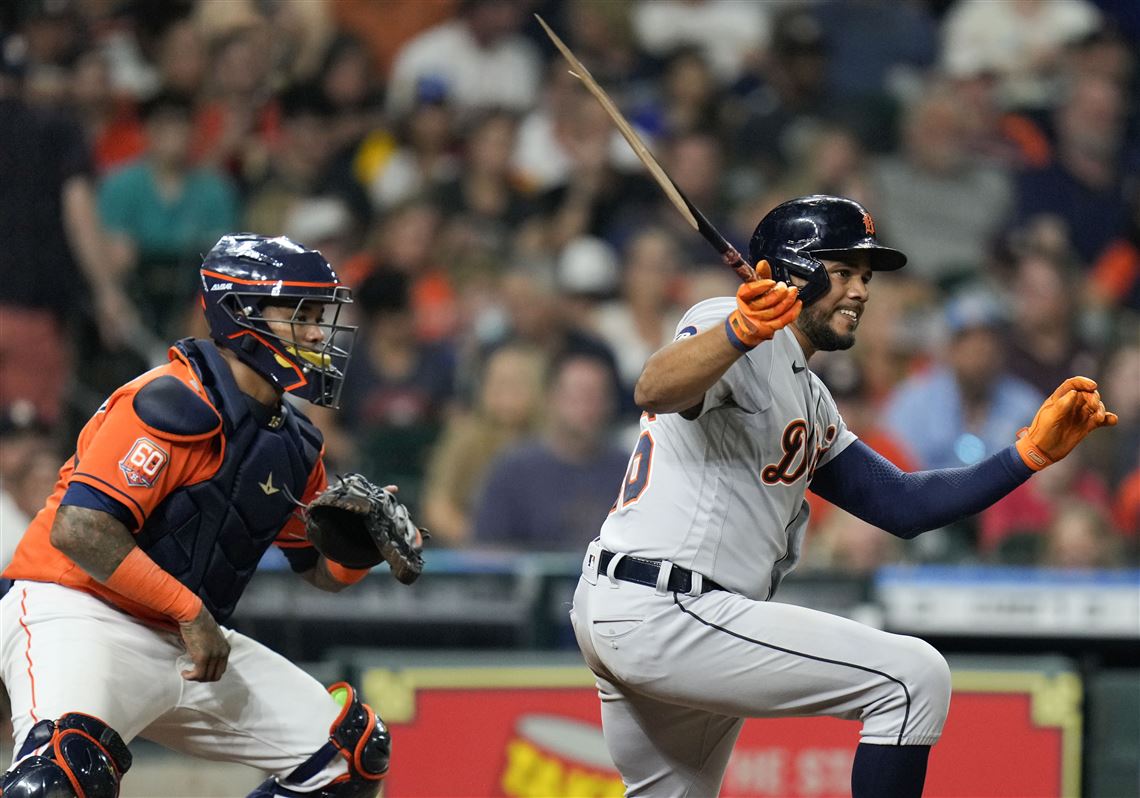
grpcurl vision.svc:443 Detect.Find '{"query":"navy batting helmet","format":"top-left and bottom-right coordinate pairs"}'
top-left (200, 235), bottom-right (356, 408)
top-left (748, 195), bottom-right (906, 306)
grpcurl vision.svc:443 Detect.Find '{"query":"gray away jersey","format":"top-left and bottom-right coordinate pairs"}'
top-left (600, 296), bottom-right (857, 600)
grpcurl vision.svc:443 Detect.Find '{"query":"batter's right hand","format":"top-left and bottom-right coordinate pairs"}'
top-left (726, 266), bottom-right (801, 350)
top-left (179, 605), bottom-right (231, 682)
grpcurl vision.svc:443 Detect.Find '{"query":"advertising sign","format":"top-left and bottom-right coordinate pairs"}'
top-left (361, 663), bottom-right (1080, 797)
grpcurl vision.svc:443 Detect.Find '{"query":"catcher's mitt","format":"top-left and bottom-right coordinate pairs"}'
top-left (305, 474), bottom-right (426, 584)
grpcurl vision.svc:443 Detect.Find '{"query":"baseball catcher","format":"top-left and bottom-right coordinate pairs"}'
top-left (305, 474), bottom-right (427, 584)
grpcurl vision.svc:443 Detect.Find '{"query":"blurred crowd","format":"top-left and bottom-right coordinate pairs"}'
top-left (1, 0), bottom-right (1137, 574)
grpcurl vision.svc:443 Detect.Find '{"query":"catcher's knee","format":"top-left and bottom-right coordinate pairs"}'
top-left (250, 682), bottom-right (390, 798)
top-left (1, 713), bottom-right (131, 798)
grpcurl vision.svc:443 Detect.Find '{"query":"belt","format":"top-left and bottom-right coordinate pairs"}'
top-left (598, 549), bottom-right (724, 595)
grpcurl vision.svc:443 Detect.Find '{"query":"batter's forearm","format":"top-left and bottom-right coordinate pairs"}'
top-left (634, 327), bottom-right (742, 413)
top-left (50, 505), bottom-right (137, 581)
top-left (811, 442), bottom-right (1034, 539)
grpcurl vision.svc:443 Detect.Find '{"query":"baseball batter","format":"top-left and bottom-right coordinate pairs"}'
top-left (0, 236), bottom-right (407, 797)
top-left (571, 195), bottom-right (1117, 797)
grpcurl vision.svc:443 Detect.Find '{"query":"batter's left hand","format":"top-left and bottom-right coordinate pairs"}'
top-left (1015, 376), bottom-right (1118, 471)
top-left (179, 605), bottom-right (231, 682)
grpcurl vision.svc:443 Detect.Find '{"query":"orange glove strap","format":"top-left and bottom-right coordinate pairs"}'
top-left (324, 560), bottom-right (372, 585)
top-left (1015, 427), bottom-right (1054, 471)
top-left (105, 547), bottom-right (203, 623)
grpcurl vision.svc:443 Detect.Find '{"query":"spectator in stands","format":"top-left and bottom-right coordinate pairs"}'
top-left (471, 351), bottom-right (629, 551)
top-left (464, 264), bottom-right (622, 411)
top-left (0, 406), bottom-right (55, 569)
top-left (341, 199), bottom-right (457, 343)
top-left (386, 0), bottom-right (540, 119)
top-left (1089, 193), bottom-right (1140, 312)
top-left (981, 449), bottom-right (1113, 560)
top-left (0, 35), bottom-right (133, 425)
top-left (1041, 499), bottom-right (1124, 568)
top-left (765, 123), bottom-right (874, 210)
top-left (882, 289), bottom-right (1043, 470)
top-left (808, 351), bottom-right (919, 531)
top-left (1005, 248), bottom-right (1099, 396)
top-left (367, 78), bottom-right (459, 210)
top-left (433, 109), bottom-right (532, 262)
top-left (422, 343), bottom-right (547, 547)
top-left (555, 236), bottom-right (621, 332)
top-left (811, 0), bottom-right (937, 106)
top-left (0, 448), bottom-right (61, 569)
top-left (630, 129), bottom-right (738, 264)
top-left (99, 90), bottom-right (238, 339)
top-left (317, 34), bottom-right (385, 156)
top-left (632, 0), bottom-right (768, 85)
top-left (1012, 73), bottom-right (1133, 265)
top-left (194, 24), bottom-right (277, 176)
top-left (592, 228), bottom-right (685, 408)
top-left (511, 62), bottom-right (645, 195)
top-left (154, 15), bottom-right (206, 97)
top-left (871, 82), bottom-right (1014, 288)
top-left (940, 0), bottom-right (1101, 110)
top-left (563, 0), bottom-right (651, 97)
top-left (948, 60), bottom-right (1052, 171)
top-left (654, 46), bottom-right (721, 137)
top-left (730, 7), bottom-right (833, 181)
top-left (335, 271), bottom-right (456, 509)
top-left (244, 83), bottom-right (369, 234)
top-left (1085, 343), bottom-right (1140, 491)
top-left (808, 508), bottom-right (904, 575)
top-left (70, 48), bottom-right (145, 174)
top-left (1112, 468), bottom-right (1140, 540)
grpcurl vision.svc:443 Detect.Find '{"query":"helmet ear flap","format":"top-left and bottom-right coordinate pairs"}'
top-left (769, 255), bottom-right (830, 306)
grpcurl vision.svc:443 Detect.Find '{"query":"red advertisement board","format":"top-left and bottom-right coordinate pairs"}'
top-left (362, 665), bottom-right (1080, 797)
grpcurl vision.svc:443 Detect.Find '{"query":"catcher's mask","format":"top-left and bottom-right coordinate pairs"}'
top-left (200, 234), bottom-right (356, 408)
top-left (748, 195), bottom-right (907, 306)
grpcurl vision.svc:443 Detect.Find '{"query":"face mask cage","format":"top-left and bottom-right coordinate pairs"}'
top-left (223, 287), bottom-right (357, 407)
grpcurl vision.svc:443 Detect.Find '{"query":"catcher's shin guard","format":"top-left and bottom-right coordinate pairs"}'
top-left (1, 713), bottom-right (131, 798)
top-left (246, 682), bottom-right (390, 798)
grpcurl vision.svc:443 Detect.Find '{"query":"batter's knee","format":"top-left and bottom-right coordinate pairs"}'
top-left (899, 636), bottom-right (952, 741)
top-left (1, 713), bottom-right (131, 797)
top-left (248, 682), bottom-right (390, 798)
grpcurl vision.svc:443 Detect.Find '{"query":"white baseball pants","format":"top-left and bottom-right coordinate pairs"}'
top-left (0, 581), bottom-right (348, 790)
top-left (571, 567), bottom-right (951, 797)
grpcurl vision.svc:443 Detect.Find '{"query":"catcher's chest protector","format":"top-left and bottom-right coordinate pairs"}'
top-left (134, 339), bottom-right (322, 622)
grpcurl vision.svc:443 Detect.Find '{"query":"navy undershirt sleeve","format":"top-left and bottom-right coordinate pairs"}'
top-left (281, 545), bottom-right (321, 574)
top-left (60, 482), bottom-right (138, 530)
top-left (810, 440), bottom-right (1035, 539)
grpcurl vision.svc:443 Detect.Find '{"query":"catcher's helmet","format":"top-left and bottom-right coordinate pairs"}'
top-left (748, 195), bottom-right (906, 306)
top-left (200, 234), bottom-right (356, 408)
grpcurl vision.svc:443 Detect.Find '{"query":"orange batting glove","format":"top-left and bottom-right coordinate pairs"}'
top-left (725, 261), bottom-right (801, 352)
top-left (1015, 376), bottom-right (1118, 471)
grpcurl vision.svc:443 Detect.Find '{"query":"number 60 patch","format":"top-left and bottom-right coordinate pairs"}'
top-left (119, 437), bottom-right (169, 488)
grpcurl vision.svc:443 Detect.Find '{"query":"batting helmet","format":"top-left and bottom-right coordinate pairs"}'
top-left (748, 195), bottom-right (906, 306)
top-left (200, 235), bottom-right (356, 408)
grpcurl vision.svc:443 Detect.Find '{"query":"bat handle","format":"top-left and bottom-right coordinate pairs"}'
top-left (721, 248), bottom-right (755, 283)
top-left (685, 193), bottom-right (757, 283)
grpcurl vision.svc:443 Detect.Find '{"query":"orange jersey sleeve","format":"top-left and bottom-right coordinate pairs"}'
top-left (274, 450), bottom-right (328, 551)
top-left (67, 395), bottom-right (222, 529)
top-left (3, 355), bottom-right (224, 619)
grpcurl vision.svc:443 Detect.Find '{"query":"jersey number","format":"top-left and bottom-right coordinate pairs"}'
top-left (620, 432), bottom-right (654, 506)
